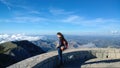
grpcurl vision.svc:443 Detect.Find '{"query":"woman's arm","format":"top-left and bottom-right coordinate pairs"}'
top-left (56, 40), bottom-right (61, 48)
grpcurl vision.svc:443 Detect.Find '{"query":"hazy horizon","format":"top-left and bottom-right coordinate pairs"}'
top-left (0, 33), bottom-right (120, 36)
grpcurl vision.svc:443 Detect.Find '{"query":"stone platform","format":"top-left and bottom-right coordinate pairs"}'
top-left (63, 58), bottom-right (120, 68)
top-left (7, 48), bottom-right (120, 68)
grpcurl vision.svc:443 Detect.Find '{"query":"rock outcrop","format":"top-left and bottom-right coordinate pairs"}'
top-left (0, 40), bottom-right (45, 68)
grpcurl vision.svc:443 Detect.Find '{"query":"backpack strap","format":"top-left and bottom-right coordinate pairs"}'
top-left (63, 40), bottom-right (68, 49)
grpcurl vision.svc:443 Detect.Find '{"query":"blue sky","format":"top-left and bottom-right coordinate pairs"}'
top-left (0, 0), bottom-right (120, 35)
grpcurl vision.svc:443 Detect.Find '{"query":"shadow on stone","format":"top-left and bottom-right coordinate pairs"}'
top-left (83, 58), bottom-right (120, 65)
top-left (0, 54), bottom-right (16, 68)
top-left (33, 51), bottom-right (97, 68)
top-left (63, 51), bottom-right (96, 68)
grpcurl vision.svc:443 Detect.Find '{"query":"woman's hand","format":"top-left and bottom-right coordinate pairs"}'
top-left (61, 46), bottom-right (65, 51)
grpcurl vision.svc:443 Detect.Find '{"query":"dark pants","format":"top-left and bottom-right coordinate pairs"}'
top-left (58, 48), bottom-right (63, 65)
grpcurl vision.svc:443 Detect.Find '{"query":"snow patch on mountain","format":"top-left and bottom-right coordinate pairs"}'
top-left (80, 42), bottom-right (97, 48)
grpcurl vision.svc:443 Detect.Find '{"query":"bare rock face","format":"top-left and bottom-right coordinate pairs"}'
top-left (0, 40), bottom-right (45, 68)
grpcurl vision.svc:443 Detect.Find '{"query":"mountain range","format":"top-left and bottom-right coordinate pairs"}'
top-left (1, 34), bottom-right (120, 50)
top-left (0, 34), bottom-right (120, 67)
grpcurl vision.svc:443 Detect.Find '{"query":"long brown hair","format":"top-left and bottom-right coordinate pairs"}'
top-left (57, 32), bottom-right (68, 45)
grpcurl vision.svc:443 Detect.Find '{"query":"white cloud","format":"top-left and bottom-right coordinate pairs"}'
top-left (0, 0), bottom-right (119, 27)
top-left (80, 42), bottom-right (97, 48)
top-left (0, 16), bottom-right (48, 23)
top-left (61, 15), bottom-right (83, 23)
top-left (60, 15), bottom-right (120, 26)
top-left (0, 0), bottom-right (12, 10)
top-left (111, 30), bottom-right (120, 35)
top-left (0, 34), bottom-right (45, 44)
top-left (0, 0), bottom-right (41, 15)
top-left (49, 8), bottom-right (74, 15)
top-left (13, 17), bottom-right (47, 23)
top-left (1, 14), bottom-right (119, 28)
top-left (29, 10), bottom-right (41, 14)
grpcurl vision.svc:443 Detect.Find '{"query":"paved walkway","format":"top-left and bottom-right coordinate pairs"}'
top-left (82, 58), bottom-right (120, 68)
top-left (59, 60), bottom-right (84, 68)
top-left (59, 58), bottom-right (120, 68)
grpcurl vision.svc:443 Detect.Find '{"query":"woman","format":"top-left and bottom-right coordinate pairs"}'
top-left (56, 32), bottom-right (68, 66)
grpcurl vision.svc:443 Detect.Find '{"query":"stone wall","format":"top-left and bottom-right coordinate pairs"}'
top-left (7, 48), bottom-right (120, 68)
